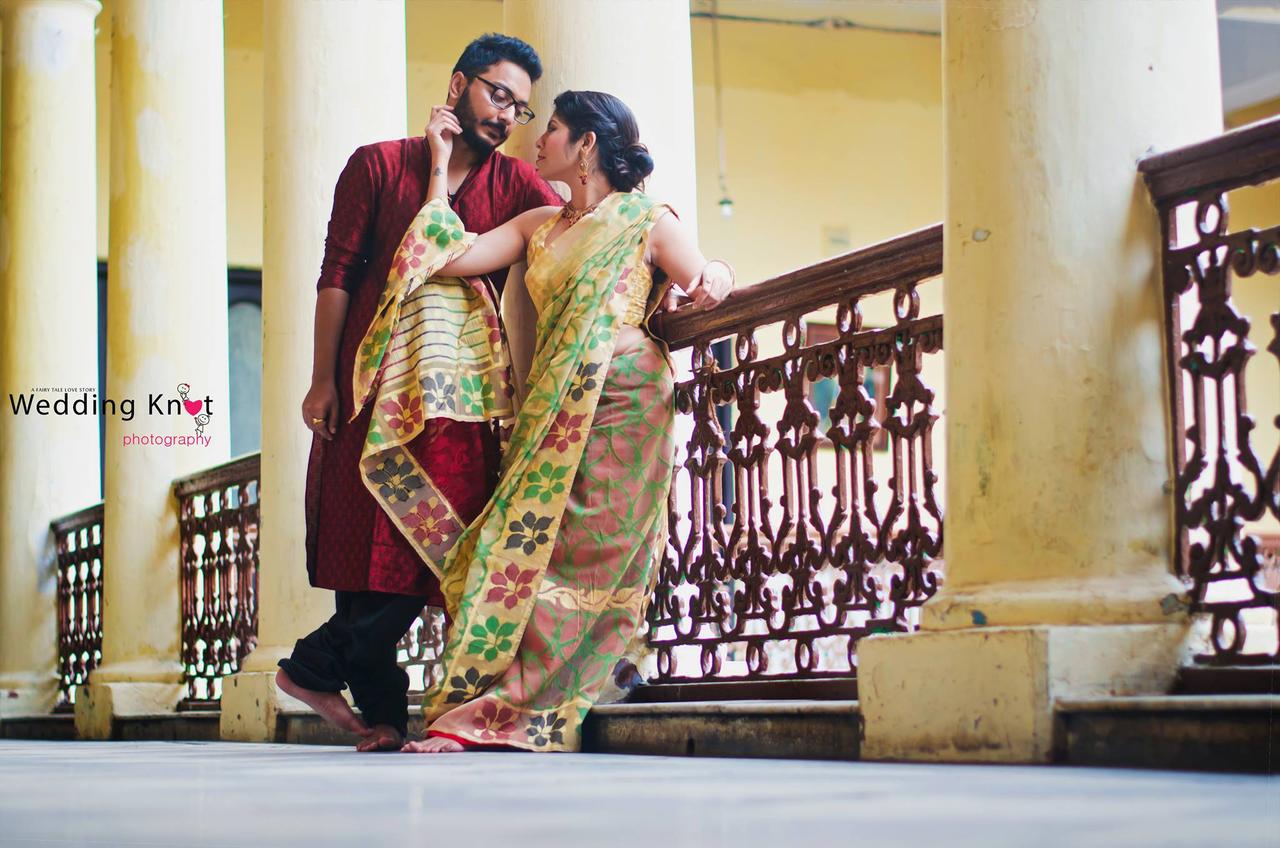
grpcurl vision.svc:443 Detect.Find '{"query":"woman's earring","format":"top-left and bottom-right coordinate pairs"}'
top-left (578, 157), bottom-right (589, 186)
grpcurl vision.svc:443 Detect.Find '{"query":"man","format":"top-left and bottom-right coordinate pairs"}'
top-left (275, 33), bottom-right (563, 752)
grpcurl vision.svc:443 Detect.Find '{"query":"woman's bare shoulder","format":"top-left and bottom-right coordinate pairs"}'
top-left (516, 205), bottom-right (562, 238)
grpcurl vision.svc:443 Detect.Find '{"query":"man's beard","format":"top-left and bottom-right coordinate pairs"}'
top-left (454, 96), bottom-right (510, 154)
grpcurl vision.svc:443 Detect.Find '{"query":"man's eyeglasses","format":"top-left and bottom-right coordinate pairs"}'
top-left (470, 76), bottom-right (535, 125)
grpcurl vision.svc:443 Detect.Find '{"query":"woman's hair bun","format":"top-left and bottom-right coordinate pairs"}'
top-left (613, 142), bottom-right (654, 187)
top-left (552, 90), bottom-right (655, 192)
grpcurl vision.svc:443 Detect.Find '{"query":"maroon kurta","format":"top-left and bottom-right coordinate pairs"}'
top-left (306, 138), bottom-right (563, 598)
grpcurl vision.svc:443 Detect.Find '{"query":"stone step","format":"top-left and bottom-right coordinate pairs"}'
top-left (1057, 695), bottom-right (1280, 774)
top-left (583, 699), bottom-right (862, 760)
top-left (0, 713), bottom-right (76, 740)
top-left (276, 699), bottom-right (865, 759)
top-left (7, 693), bottom-right (1275, 774)
top-left (112, 711), bottom-right (221, 742)
top-left (0, 710), bottom-right (221, 741)
top-left (1175, 665), bottom-right (1280, 695)
top-left (276, 708), bottom-right (423, 746)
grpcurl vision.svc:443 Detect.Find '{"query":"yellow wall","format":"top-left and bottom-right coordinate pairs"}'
top-left (223, 0), bottom-right (264, 269)
top-left (93, 3), bottom-right (110, 261)
top-left (685, 17), bottom-right (944, 542)
top-left (690, 17), bottom-right (942, 284)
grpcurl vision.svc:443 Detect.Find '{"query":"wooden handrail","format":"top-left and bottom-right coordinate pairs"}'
top-left (654, 222), bottom-right (943, 350)
top-left (172, 452), bottom-right (261, 499)
top-left (49, 502), bottom-right (104, 536)
top-left (1138, 115), bottom-right (1280, 205)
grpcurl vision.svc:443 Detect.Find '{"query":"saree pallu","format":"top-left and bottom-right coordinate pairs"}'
top-left (422, 191), bottom-right (676, 751)
top-left (352, 203), bottom-right (515, 581)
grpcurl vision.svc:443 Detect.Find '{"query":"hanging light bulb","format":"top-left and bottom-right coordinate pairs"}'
top-left (712, 0), bottom-right (733, 220)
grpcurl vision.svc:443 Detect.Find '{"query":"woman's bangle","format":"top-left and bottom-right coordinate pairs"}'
top-left (705, 259), bottom-right (736, 287)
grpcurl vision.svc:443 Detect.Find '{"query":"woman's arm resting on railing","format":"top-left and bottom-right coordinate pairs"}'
top-left (648, 211), bottom-right (734, 310)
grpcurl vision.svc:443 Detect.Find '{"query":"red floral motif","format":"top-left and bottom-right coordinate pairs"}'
top-left (541, 410), bottom-right (587, 453)
top-left (484, 563), bottom-right (538, 609)
top-left (404, 496), bottom-right (455, 547)
top-left (472, 700), bottom-right (518, 740)
top-left (379, 392), bottom-right (423, 436)
top-left (393, 240), bottom-right (429, 278)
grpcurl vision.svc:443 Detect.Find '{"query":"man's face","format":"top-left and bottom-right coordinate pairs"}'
top-left (453, 60), bottom-right (534, 154)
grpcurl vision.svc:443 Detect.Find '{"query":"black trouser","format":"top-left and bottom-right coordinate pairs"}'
top-left (278, 590), bottom-right (429, 738)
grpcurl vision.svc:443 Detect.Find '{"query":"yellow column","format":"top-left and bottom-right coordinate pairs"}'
top-left (219, 0), bottom-right (407, 742)
top-left (76, 0), bottom-right (231, 739)
top-left (0, 0), bottom-right (101, 718)
top-left (860, 0), bottom-right (1224, 763)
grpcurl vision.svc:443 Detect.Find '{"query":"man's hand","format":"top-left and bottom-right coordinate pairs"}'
top-left (424, 104), bottom-right (461, 163)
top-left (302, 379), bottom-right (339, 440)
top-left (683, 260), bottom-right (734, 310)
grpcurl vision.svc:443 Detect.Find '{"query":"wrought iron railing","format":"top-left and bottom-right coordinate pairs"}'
top-left (175, 455), bottom-right (262, 703)
top-left (647, 225), bottom-right (945, 693)
top-left (50, 504), bottom-right (105, 710)
top-left (1140, 116), bottom-right (1280, 666)
top-left (173, 453), bottom-right (445, 702)
top-left (398, 607), bottom-right (446, 697)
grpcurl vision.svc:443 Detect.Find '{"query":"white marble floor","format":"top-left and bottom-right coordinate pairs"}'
top-left (0, 741), bottom-right (1275, 847)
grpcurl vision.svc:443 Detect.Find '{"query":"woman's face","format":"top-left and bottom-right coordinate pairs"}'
top-left (534, 114), bottom-right (580, 184)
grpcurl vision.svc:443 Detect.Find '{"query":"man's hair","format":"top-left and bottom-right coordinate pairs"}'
top-left (452, 33), bottom-right (543, 83)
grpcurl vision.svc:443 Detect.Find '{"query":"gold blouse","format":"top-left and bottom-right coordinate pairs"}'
top-left (527, 208), bottom-right (666, 328)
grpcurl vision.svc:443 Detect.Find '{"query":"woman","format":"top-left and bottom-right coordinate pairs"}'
top-left (356, 91), bottom-right (733, 753)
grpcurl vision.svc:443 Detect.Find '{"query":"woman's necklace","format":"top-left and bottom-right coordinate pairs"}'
top-left (562, 192), bottom-right (611, 226)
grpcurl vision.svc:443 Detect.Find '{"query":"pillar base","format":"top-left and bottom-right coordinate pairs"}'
top-left (219, 672), bottom-right (288, 742)
top-left (858, 623), bottom-right (1190, 763)
top-left (0, 672), bottom-right (57, 718)
top-left (74, 680), bottom-right (184, 740)
top-left (219, 646), bottom-right (307, 742)
top-left (921, 572), bottom-right (1189, 630)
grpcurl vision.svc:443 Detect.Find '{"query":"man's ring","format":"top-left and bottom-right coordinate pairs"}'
top-left (310, 417), bottom-right (325, 427)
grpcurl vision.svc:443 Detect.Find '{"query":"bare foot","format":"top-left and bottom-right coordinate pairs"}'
top-left (401, 736), bottom-right (466, 753)
top-left (355, 723), bottom-right (403, 752)
top-left (275, 668), bottom-right (372, 737)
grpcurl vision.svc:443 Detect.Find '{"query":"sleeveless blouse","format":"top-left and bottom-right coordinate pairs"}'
top-left (526, 204), bottom-right (667, 328)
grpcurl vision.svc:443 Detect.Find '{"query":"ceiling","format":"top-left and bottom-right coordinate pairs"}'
top-left (1218, 0), bottom-right (1280, 110)
top-left (690, 0), bottom-right (1280, 113)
